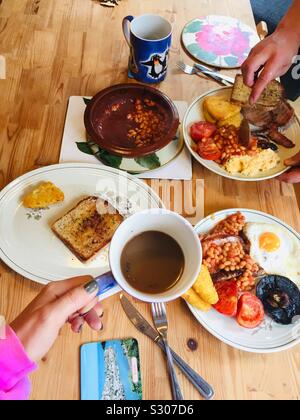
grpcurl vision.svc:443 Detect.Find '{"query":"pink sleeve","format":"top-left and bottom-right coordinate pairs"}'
top-left (0, 326), bottom-right (37, 400)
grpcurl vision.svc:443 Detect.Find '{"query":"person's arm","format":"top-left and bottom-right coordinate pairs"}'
top-left (0, 276), bottom-right (104, 400)
top-left (242, 0), bottom-right (300, 103)
top-left (0, 325), bottom-right (37, 400)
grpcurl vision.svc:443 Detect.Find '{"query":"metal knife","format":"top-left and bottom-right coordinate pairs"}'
top-left (193, 62), bottom-right (220, 73)
top-left (120, 294), bottom-right (215, 400)
top-left (194, 63), bottom-right (235, 86)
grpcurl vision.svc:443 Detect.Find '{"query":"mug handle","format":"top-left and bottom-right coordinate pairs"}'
top-left (122, 15), bottom-right (134, 47)
top-left (95, 271), bottom-right (118, 296)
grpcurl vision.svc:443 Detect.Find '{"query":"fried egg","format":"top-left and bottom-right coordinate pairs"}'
top-left (244, 223), bottom-right (300, 288)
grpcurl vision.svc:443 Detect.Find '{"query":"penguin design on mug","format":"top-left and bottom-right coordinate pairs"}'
top-left (142, 50), bottom-right (169, 80)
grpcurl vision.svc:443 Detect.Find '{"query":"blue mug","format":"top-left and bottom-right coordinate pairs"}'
top-left (122, 14), bottom-right (172, 84)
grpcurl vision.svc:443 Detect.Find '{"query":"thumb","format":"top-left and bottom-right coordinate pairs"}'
top-left (284, 151), bottom-right (300, 167)
top-left (48, 279), bottom-right (99, 324)
top-left (278, 168), bottom-right (300, 184)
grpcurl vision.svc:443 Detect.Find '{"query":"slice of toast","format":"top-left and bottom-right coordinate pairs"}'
top-left (52, 196), bottom-right (123, 262)
top-left (231, 75), bottom-right (284, 107)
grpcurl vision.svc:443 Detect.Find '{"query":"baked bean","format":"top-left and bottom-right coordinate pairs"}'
top-left (207, 125), bottom-right (261, 166)
top-left (126, 99), bottom-right (167, 146)
top-left (202, 212), bottom-right (260, 292)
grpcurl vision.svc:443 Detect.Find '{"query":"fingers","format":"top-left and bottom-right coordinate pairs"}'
top-left (278, 151), bottom-right (300, 183)
top-left (285, 151), bottom-right (300, 167)
top-left (70, 303), bottom-right (104, 333)
top-left (79, 296), bottom-right (100, 316)
top-left (278, 168), bottom-right (300, 184)
top-left (23, 276), bottom-right (94, 314)
top-left (83, 308), bottom-right (103, 331)
top-left (48, 279), bottom-right (99, 326)
top-left (248, 61), bottom-right (276, 104)
top-left (67, 296), bottom-right (99, 322)
top-left (70, 316), bottom-right (85, 333)
top-left (44, 275), bottom-right (94, 301)
top-left (242, 47), bottom-right (270, 87)
top-left (91, 302), bottom-right (104, 318)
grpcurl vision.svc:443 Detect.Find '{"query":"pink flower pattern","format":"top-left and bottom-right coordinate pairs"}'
top-left (196, 24), bottom-right (251, 65)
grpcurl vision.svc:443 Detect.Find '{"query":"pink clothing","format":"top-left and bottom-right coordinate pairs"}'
top-left (0, 326), bottom-right (36, 400)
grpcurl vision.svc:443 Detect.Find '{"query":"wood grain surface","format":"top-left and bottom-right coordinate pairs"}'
top-left (0, 0), bottom-right (299, 401)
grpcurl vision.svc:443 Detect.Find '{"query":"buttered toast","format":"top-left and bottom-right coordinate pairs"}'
top-left (231, 75), bottom-right (284, 107)
top-left (52, 196), bottom-right (123, 262)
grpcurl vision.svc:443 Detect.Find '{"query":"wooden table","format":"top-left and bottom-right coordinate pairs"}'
top-left (0, 0), bottom-right (299, 401)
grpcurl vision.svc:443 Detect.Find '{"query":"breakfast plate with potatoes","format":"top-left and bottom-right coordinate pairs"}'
top-left (183, 84), bottom-right (300, 181)
top-left (183, 208), bottom-right (300, 353)
top-left (0, 163), bottom-right (163, 286)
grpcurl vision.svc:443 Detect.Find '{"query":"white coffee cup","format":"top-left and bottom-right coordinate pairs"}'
top-left (109, 209), bottom-right (202, 303)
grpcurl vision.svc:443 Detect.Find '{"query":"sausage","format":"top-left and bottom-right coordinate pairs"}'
top-left (268, 126), bottom-right (295, 149)
top-left (212, 269), bottom-right (244, 283)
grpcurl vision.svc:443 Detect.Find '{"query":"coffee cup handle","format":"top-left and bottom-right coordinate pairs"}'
top-left (122, 15), bottom-right (134, 47)
top-left (95, 271), bottom-right (118, 297)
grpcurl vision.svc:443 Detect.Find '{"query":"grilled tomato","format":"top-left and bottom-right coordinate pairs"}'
top-left (197, 138), bottom-right (222, 161)
top-left (237, 293), bottom-right (265, 329)
top-left (190, 122), bottom-right (217, 142)
top-left (213, 281), bottom-right (238, 317)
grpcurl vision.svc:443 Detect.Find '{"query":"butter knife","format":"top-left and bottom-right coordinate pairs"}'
top-left (194, 63), bottom-right (235, 86)
top-left (120, 294), bottom-right (214, 400)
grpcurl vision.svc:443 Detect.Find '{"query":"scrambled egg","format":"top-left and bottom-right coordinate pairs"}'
top-left (224, 149), bottom-right (281, 177)
top-left (23, 182), bottom-right (64, 209)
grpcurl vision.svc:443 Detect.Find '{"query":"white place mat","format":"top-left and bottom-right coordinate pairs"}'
top-left (59, 96), bottom-right (192, 180)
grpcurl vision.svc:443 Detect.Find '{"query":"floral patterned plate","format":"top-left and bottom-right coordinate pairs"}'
top-left (188, 209), bottom-right (300, 354)
top-left (182, 15), bottom-right (260, 69)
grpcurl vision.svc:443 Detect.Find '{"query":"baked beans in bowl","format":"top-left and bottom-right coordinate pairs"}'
top-left (84, 84), bottom-right (179, 158)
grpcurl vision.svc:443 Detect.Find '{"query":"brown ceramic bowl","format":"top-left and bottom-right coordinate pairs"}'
top-left (84, 84), bottom-right (180, 158)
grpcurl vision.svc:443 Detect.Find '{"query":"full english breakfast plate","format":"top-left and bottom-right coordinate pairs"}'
top-left (183, 87), bottom-right (300, 181)
top-left (186, 209), bottom-right (300, 353)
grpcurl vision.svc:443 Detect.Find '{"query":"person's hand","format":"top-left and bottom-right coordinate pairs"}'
top-left (278, 152), bottom-right (300, 183)
top-left (10, 276), bottom-right (104, 362)
top-left (242, 28), bottom-right (300, 104)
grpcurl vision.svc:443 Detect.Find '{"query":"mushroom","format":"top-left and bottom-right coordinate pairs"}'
top-left (256, 275), bottom-right (300, 325)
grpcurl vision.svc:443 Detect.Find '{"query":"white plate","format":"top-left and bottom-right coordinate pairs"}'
top-left (183, 87), bottom-right (300, 181)
top-left (188, 209), bottom-right (300, 353)
top-left (0, 163), bottom-right (163, 285)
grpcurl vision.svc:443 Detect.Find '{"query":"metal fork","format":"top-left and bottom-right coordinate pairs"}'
top-left (151, 302), bottom-right (184, 400)
top-left (177, 60), bottom-right (234, 86)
